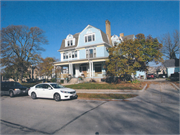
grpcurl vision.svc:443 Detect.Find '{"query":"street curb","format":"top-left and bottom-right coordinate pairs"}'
top-left (171, 83), bottom-right (180, 91)
top-left (76, 84), bottom-right (147, 101)
top-left (77, 98), bottom-right (132, 102)
top-left (140, 83), bottom-right (147, 92)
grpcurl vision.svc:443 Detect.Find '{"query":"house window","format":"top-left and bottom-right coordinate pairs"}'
top-left (75, 51), bottom-right (77, 58)
top-left (66, 53), bottom-right (68, 59)
top-left (72, 52), bottom-right (74, 58)
top-left (114, 42), bottom-right (118, 47)
top-left (72, 51), bottom-right (77, 58)
top-left (85, 34), bottom-right (95, 43)
top-left (67, 40), bottom-right (73, 46)
top-left (69, 52), bottom-right (71, 58)
top-left (89, 49), bottom-right (93, 58)
top-left (86, 48), bottom-right (96, 58)
top-left (95, 64), bottom-right (102, 72)
top-left (63, 53), bottom-right (66, 59)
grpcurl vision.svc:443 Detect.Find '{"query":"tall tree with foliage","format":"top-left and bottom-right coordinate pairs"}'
top-left (159, 30), bottom-right (179, 59)
top-left (37, 57), bottom-right (56, 81)
top-left (1, 25), bottom-right (48, 83)
top-left (106, 34), bottom-right (163, 80)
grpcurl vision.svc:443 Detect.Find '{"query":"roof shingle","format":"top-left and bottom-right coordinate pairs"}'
top-left (163, 59), bottom-right (179, 67)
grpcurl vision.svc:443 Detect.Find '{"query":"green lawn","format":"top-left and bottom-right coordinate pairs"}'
top-left (21, 82), bottom-right (141, 90)
top-left (65, 83), bottom-right (141, 90)
top-left (78, 93), bottom-right (137, 99)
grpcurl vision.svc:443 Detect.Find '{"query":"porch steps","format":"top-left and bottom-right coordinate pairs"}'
top-left (69, 78), bottom-right (79, 84)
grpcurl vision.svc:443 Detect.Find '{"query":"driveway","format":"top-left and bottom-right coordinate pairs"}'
top-left (0, 82), bottom-right (179, 135)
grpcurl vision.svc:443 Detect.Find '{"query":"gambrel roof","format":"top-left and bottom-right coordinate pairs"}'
top-left (59, 25), bottom-right (111, 51)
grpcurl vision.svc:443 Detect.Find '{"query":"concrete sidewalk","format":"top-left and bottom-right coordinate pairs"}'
top-left (75, 84), bottom-right (147, 94)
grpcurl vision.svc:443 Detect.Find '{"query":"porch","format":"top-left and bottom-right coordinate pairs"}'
top-left (54, 58), bottom-right (108, 80)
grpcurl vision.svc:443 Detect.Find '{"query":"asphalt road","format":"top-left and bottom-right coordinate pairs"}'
top-left (0, 82), bottom-right (179, 135)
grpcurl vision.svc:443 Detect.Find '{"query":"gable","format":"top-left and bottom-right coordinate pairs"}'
top-left (77, 25), bottom-right (110, 48)
top-left (59, 33), bottom-right (79, 51)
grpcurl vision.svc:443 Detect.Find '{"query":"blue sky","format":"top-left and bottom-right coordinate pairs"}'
top-left (1, 1), bottom-right (179, 66)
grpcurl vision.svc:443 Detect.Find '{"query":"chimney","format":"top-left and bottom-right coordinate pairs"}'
top-left (120, 33), bottom-right (124, 37)
top-left (105, 20), bottom-right (112, 45)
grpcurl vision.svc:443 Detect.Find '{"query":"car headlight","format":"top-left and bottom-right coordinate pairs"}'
top-left (61, 90), bottom-right (70, 93)
top-left (14, 89), bottom-right (20, 91)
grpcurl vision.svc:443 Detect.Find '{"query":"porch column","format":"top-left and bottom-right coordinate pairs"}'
top-left (75, 64), bottom-right (79, 78)
top-left (89, 62), bottom-right (91, 78)
top-left (89, 61), bottom-right (93, 78)
top-left (69, 63), bottom-right (73, 76)
top-left (92, 62), bottom-right (93, 77)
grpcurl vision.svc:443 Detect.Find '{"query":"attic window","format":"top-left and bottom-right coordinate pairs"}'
top-left (67, 40), bottom-right (73, 46)
top-left (65, 39), bottom-right (75, 47)
top-left (114, 42), bottom-right (118, 47)
top-left (65, 34), bottom-right (75, 47)
top-left (85, 34), bottom-right (95, 43)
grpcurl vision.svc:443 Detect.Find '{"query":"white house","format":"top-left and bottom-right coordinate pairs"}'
top-left (163, 59), bottom-right (179, 77)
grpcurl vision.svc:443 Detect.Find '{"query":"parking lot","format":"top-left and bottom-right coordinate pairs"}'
top-left (1, 82), bottom-right (179, 135)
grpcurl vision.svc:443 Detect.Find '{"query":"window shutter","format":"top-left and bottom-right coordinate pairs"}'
top-left (94, 48), bottom-right (96, 58)
top-left (93, 35), bottom-right (95, 41)
top-left (86, 49), bottom-right (89, 58)
top-left (75, 51), bottom-right (77, 58)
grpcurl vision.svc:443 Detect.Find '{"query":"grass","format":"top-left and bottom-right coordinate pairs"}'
top-left (66, 83), bottom-right (141, 90)
top-left (77, 93), bottom-right (137, 99)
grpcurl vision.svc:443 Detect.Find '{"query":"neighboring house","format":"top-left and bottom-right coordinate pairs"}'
top-left (135, 71), bottom-right (146, 79)
top-left (163, 59), bottom-right (179, 77)
top-left (54, 20), bottom-right (135, 81)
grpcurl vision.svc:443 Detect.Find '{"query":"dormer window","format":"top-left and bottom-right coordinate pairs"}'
top-left (114, 42), bottom-right (118, 47)
top-left (65, 34), bottom-right (75, 47)
top-left (67, 40), bottom-right (73, 46)
top-left (85, 34), bottom-right (95, 43)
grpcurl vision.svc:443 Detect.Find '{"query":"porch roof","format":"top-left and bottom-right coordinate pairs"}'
top-left (54, 57), bottom-right (108, 66)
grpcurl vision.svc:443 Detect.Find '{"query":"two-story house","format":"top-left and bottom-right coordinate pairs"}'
top-left (54, 20), bottom-right (135, 81)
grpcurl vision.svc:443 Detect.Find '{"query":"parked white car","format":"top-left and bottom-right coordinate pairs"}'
top-left (28, 83), bottom-right (78, 101)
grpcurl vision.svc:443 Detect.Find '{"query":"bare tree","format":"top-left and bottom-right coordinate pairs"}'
top-left (160, 30), bottom-right (179, 59)
top-left (1, 25), bottom-right (48, 83)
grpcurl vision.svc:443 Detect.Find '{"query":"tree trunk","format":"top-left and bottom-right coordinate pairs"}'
top-left (19, 70), bottom-right (23, 84)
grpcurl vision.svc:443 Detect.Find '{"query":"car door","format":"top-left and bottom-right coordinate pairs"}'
top-left (35, 84), bottom-right (44, 98)
top-left (4, 82), bottom-right (10, 95)
top-left (42, 84), bottom-right (54, 99)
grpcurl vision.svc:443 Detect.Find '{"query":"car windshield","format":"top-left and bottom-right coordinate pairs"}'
top-left (50, 84), bottom-right (65, 89)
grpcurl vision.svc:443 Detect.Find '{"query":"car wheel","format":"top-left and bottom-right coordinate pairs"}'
top-left (54, 93), bottom-right (61, 101)
top-left (31, 92), bottom-right (37, 99)
top-left (9, 91), bottom-right (14, 98)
